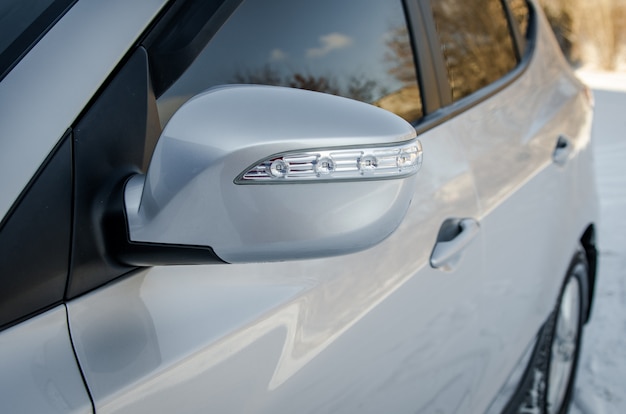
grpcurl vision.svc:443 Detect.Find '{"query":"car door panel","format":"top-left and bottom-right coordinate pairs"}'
top-left (0, 306), bottom-right (92, 414)
top-left (448, 8), bottom-right (595, 400)
top-left (67, 126), bottom-right (492, 413)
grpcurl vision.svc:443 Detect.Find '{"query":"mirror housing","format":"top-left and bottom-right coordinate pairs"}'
top-left (122, 85), bottom-right (421, 264)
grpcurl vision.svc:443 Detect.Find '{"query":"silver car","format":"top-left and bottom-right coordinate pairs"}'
top-left (0, 0), bottom-right (597, 413)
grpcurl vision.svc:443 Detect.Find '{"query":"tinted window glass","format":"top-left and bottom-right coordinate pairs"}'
top-left (507, 0), bottom-right (530, 38)
top-left (157, 0), bottom-right (423, 124)
top-left (431, 0), bottom-right (518, 102)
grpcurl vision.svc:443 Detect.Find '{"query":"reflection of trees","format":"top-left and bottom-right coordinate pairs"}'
top-left (230, 65), bottom-right (372, 103)
top-left (288, 73), bottom-right (340, 95)
top-left (231, 65), bottom-right (283, 86)
top-left (432, 0), bottom-right (517, 101)
top-left (346, 77), bottom-right (379, 103)
top-left (507, 0), bottom-right (529, 36)
top-left (374, 85), bottom-right (422, 124)
top-left (377, 24), bottom-right (423, 122)
top-left (232, 66), bottom-right (342, 95)
top-left (385, 26), bottom-right (417, 86)
top-left (228, 23), bottom-right (424, 122)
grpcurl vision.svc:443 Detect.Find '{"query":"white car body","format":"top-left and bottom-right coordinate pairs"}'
top-left (0, 0), bottom-right (597, 413)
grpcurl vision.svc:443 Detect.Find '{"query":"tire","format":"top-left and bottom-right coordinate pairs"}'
top-left (504, 247), bottom-right (588, 414)
top-left (545, 249), bottom-right (588, 414)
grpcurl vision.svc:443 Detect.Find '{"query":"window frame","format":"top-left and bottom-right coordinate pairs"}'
top-left (0, 0), bottom-right (77, 82)
top-left (503, 0), bottom-right (530, 60)
top-left (0, 131), bottom-right (72, 331)
top-left (411, 0), bottom-right (537, 134)
top-left (402, 0), bottom-right (443, 116)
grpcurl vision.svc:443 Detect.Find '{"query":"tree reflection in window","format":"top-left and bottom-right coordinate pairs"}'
top-left (431, 0), bottom-right (518, 102)
top-left (507, 0), bottom-right (530, 38)
top-left (157, 0), bottom-right (423, 125)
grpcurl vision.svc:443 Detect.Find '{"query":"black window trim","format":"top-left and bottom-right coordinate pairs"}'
top-left (402, 0), bottom-right (441, 115)
top-left (503, 0), bottom-right (528, 60)
top-left (0, 130), bottom-right (73, 331)
top-left (0, 0), bottom-right (78, 82)
top-left (141, 0), bottom-right (242, 98)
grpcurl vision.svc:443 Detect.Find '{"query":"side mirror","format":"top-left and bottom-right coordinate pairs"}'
top-left (120, 85), bottom-right (422, 264)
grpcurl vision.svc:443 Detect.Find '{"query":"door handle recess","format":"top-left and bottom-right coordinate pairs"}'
top-left (430, 218), bottom-right (480, 269)
top-left (553, 135), bottom-right (572, 165)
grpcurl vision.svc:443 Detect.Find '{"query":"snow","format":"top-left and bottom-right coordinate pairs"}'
top-left (570, 71), bottom-right (626, 414)
top-left (520, 369), bottom-right (545, 414)
top-left (577, 71), bottom-right (626, 94)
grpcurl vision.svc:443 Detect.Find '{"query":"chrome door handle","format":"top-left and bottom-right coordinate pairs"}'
top-left (553, 135), bottom-right (572, 165)
top-left (430, 218), bottom-right (480, 269)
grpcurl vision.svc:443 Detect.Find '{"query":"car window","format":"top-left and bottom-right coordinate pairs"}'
top-left (431, 0), bottom-right (518, 102)
top-left (507, 0), bottom-right (530, 39)
top-left (156, 0), bottom-right (423, 125)
top-left (0, 0), bottom-right (76, 80)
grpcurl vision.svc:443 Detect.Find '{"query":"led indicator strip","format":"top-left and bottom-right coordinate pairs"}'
top-left (238, 139), bottom-right (422, 183)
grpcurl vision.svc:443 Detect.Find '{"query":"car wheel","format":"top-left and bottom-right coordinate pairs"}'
top-left (545, 250), bottom-right (587, 414)
top-left (503, 248), bottom-right (587, 414)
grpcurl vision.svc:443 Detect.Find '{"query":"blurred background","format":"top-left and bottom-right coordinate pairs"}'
top-left (539, 0), bottom-right (626, 71)
top-left (538, 1), bottom-right (626, 413)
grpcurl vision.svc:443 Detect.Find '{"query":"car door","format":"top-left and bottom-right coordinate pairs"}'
top-left (425, 0), bottom-right (595, 407)
top-left (62, 0), bottom-right (502, 413)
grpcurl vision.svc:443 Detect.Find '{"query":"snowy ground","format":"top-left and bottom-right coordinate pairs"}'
top-left (570, 71), bottom-right (626, 414)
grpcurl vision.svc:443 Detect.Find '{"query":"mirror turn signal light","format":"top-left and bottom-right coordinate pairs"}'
top-left (237, 139), bottom-right (422, 183)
